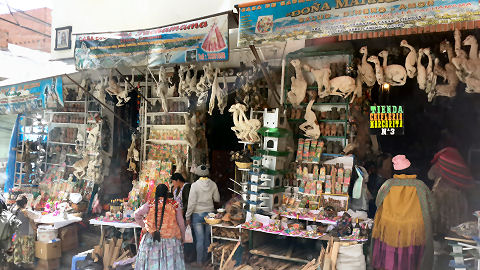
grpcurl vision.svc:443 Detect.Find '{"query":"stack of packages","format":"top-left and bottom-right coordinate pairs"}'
top-left (91, 231), bottom-right (134, 269)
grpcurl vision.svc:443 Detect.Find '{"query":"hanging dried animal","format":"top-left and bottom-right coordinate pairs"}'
top-left (86, 123), bottom-right (101, 152)
top-left (416, 49), bottom-right (427, 90)
top-left (86, 152), bottom-right (102, 182)
top-left (461, 35), bottom-right (480, 93)
top-left (433, 40), bottom-right (459, 99)
top-left (378, 50), bottom-right (407, 86)
top-left (93, 76), bottom-right (108, 104)
top-left (357, 46), bottom-right (376, 87)
top-left (287, 59), bottom-right (307, 106)
top-left (451, 29), bottom-right (469, 83)
top-left (299, 98), bottom-right (320, 139)
top-left (423, 48), bottom-right (437, 95)
top-left (188, 64), bottom-right (198, 96)
top-left (73, 152), bottom-right (89, 179)
top-left (156, 67), bottom-right (169, 112)
top-left (367, 56), bottom-right (386, 85)
top-left (178, 65), bottom-right (188, 97)
top-left (105, 73), bottom-right (131, 106)
top-left (305, 66), bottom-right (358, 103)
top-left (184, 114), bottom-right (198, 147)
top-left (77, 79), bottom-right (87, 101)
top-left (126, 134), bottom-right (139, 173)
top-left (208, 68), bottom-right (228, 115)
top-left (174, 152), bottom-right (188, 178)
top-left (400, 40), bottom-right (417, 78)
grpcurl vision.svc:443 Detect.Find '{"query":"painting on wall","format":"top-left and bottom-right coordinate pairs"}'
top-left (55, 26), bottom-right (72, 50)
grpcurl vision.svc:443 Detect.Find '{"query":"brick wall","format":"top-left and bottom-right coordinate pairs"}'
top-left (0, 8), bottom-right (51, 52)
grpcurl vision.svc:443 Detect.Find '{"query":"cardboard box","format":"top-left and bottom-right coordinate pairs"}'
top-left (59, 224), bottom-right (78, 252)
top-left (35, 258), bottom-right (60, 270)
top-left (35, 241), bottom-right (62, 260)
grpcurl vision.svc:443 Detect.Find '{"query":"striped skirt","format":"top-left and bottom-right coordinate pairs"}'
top-left (135, 233), bottom-right (185, 270)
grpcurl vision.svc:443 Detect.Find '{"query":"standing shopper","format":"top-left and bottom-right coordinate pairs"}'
top-left (7, 195), bottom-right (39, 267)
top-left (428, 147), bottom-right (475, 236)
top-left (171, 173), bottom-right (191, 218)
top-left (371, 155), bottom-right (436, 270)
top-left (134, 184), bottom-right (186, 270)
top-left (186, 165), bottom-right (220, 266)
top-left (0, 198), bottom-right (20, 269)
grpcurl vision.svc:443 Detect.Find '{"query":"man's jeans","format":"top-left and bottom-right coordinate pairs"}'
top-left (191, 212), bottom-right (211, 264)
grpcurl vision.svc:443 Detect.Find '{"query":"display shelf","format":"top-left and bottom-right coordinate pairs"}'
top-left (44, 111), bottom-right (87, 115)
top-left (49, 142), bottom-right (77, 146)
top-left (280, 213), bottom-right (337, 225)
top-left (146, 124), bottom-right (186, 129)
top-left (237, 168), bottom-right (251, 172)
top-left (212, 236), bottom-right (241, 242)
top-left (63, 100), bottom-right (86, 103)
top-left (46, 163), bottom-right (74, 168)
top-left (146, 139), bottom-right (189, 145)
top-left (249, 249), bottom-right (310, 264)
top-left (146, 112), bottom-right (189, 115)
top-left (50, 122), bottom-right (86, 127)
top-left (244, 226), bottom-right (328, 240)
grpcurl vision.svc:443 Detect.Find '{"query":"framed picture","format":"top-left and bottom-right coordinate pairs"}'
top-left (55, 26), bottom-right (72, 50)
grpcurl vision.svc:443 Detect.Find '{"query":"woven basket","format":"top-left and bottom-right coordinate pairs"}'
top-left (235, 162), bottom-right (252, 169)
top-left (204, 217), bottom-right (221, 225)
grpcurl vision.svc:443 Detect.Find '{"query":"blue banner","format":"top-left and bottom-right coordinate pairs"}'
top-left (238, 0), bottom-right (480, 46)
top-left (75, 14), bottom-right (229, 70)
top-left (0, 77), bottom-right (63, 114)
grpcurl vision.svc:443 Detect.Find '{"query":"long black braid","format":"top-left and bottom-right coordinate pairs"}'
top-left (153, 184), bottom-right (169, 242)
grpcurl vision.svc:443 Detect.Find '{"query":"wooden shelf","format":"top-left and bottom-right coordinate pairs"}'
top-left (249, 249), bottom-right (310, 264)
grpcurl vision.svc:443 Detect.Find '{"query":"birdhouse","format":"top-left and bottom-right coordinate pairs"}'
top-left (263, 108), bottom-right (286, 128)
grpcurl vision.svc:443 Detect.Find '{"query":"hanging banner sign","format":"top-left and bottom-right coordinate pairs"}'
top-left (74, 14), bottom-right (229, 70)
top-left (0, 77), bottom-right (63, 115)
top-left (238, 0), bottom-right (480, 46)
top-left (369, 105), bottom-right (404, 135)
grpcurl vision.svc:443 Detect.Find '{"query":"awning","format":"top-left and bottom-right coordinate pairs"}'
top-left (237, 0), bottom-right (480, 46)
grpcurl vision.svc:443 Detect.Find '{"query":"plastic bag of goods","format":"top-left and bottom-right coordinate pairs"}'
top-left (336, 243), bottom-right (366, 270)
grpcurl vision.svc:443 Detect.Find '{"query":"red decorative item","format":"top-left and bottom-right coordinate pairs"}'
top-left (201, 23), bottom-right (226, 52)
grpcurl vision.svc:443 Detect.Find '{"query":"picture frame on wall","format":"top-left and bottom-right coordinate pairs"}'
top-left (55, 26), bottom-right (72, 50)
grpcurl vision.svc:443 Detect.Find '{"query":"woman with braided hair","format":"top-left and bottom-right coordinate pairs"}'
top-left (134, 184), bottom-right (186, 270)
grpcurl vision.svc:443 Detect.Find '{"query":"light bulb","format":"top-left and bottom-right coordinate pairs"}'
top-left (382, 83), bottom-right (390, 90)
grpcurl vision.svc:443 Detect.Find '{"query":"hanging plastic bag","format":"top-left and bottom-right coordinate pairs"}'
top-left (184, 225), bottom-right (193, 243)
